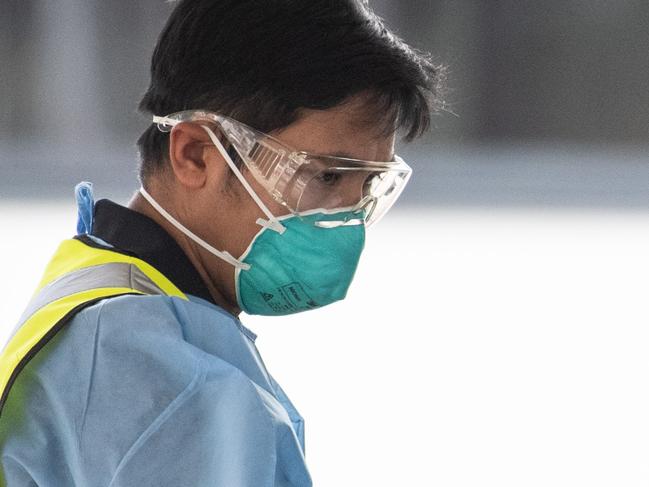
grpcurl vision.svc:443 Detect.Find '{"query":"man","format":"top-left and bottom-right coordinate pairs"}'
top-left (0, 0), bottom-right (442, 485)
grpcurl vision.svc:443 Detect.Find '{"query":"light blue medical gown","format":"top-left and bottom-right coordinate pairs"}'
top-left (0, 293), bottom-right (312, 486)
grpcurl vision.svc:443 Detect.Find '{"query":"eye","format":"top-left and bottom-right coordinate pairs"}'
top-left (316, 171), bottom-right (342, 186)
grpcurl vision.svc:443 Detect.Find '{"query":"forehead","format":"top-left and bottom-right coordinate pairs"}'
top-left (271, 95), bottom-right (396, 161)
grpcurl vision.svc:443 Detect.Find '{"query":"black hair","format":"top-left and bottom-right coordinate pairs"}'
top-left (137, 0), bottom-right (445, 182)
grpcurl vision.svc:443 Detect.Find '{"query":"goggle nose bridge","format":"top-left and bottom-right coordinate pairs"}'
top-left (352, 194), bottom-right (378, 222)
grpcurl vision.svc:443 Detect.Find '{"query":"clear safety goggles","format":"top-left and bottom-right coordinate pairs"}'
top-left (153, 110), bottom-right (412, 227)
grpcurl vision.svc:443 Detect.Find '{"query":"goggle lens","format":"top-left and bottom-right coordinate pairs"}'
top-left (153, 111), bottom-right (412, 227)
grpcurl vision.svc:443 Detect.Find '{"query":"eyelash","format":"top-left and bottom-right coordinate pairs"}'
top-left (317, 172), bottom-right (342, 186)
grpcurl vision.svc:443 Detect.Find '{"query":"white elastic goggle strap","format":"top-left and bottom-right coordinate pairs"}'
top-left (200, 125), bottom-right (286, 235)
top-left (138, 186), bottom-right (251, 271)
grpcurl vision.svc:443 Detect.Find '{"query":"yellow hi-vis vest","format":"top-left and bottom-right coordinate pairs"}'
top-left (0, 237), bottom-right (188, 417)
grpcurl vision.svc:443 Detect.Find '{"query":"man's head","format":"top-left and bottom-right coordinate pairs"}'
top-left (132, 0), bottom-right (444, 316)
top-left (137, 0), bottom-right (444, 182)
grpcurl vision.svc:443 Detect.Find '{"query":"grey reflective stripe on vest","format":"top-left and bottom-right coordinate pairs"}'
top-left (7, 263), bottom-right (165, 345)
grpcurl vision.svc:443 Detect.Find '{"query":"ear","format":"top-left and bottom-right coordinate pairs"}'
top-left (168, 122), bottom-right (229, 190)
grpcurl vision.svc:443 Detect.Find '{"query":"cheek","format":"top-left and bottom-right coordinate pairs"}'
top-left (226, 211), bottom-right (274, 259)
top-left (220, 186), bottom-right (268, 255)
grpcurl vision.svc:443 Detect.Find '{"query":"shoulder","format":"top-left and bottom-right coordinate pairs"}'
top-left (69, 293), bottom-right (239, 417)
top-left (76, 293), bottom-right (298, 433)
top-left (0, 294), bottom-right (268, 485)
top-left (2, 294), bottom-right (310, 485)
top-left (72, 294), bottom-right (266, 478)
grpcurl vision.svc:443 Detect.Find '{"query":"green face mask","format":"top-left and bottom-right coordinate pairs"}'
top-left (236, 211), bottom-right (366, 315)
top-left (140, 184), bottom-right (367, 316)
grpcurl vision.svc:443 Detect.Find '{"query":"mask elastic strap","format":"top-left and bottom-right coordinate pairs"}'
top-left (200, 125), bottom-right (286, 235)
top-left (139, 186), bottom-right (251, 271)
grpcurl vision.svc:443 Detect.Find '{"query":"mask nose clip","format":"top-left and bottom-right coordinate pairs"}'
top-left (312, 195), bottom-right (376, 229)
top-left (314, 218), bottom-right (365, 229)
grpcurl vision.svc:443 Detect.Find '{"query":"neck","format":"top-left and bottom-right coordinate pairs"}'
top-left (128, 190), bottom-right (241, 317)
